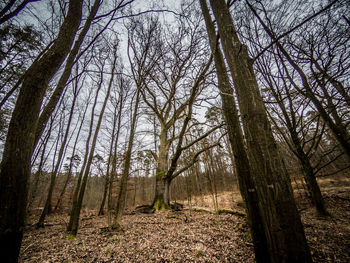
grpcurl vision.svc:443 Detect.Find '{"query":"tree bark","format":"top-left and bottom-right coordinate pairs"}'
top-left (0, 0), bottom-right (82, 261)
top-left (209, 1), bottom-right (312, 262)
top-left (152, 126), bottom-right (171, 210)
top-left (199, 0), bottom-right (270, 261)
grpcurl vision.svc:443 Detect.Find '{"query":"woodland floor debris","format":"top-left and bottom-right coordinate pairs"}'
top-left (20, 187), bottom-right (350, 263)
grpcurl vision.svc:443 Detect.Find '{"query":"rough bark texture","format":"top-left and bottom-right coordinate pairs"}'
top-left (152, 127), bottom-right (171, 210)
top-left (209, 0), bottom-right (312, 262)
top-left (199, 0), bottom-right (270, 261)
top-left (0, 1), bottom-right (82, 261)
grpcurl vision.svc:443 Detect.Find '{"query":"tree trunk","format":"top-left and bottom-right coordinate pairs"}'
top-left (209, 1), bottom-right (312, 262)
top-left (297, 147), bottom-right (328, 216)
top-left (37, 90), bottom-right (78, 227)
top-left (33, 0), bottom-right (101, 149)
top-left (260, 64), bottom-right (328, 217)
top-left (107, 90), bottom-right (125, 225)
top-left (199, 0), bottom-right (270, 261)
top-left (27, 119), bottom-right (53, 213)
top-left (248, 1), bottom-right (350, 159)
top-left (153, 177), bottom-right (171, 210)
top-left (0, 0), bottom-right (82, 261)
top-left (152, 127), bottom-right (171, 210)
top-left (112, 90), bottom-right (140, 229)
top-left (67, 81), bottom-right (103, 234)
top-left (68, 52), bottom-right (115, 236)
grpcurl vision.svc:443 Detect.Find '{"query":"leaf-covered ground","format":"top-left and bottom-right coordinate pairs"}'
top-left (19, 187), bottom-right (350, 262)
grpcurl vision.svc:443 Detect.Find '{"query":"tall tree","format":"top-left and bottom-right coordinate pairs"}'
top-left (255, 52), bottom-right (329, 216)
top-left (0, 0), bottom-right (83, 261)
top-left (246, 0), bottom-right (350, 159)
top-left (199, 0), bottom-right (270, 261)
top-left (111, 89), bottom-right (140, 229)
top-left (127, 14), bottom-right (217, 210)
top-left (36, 68), bottom-right (83, 227)
top-left (67, 44), bottom-right (116, 236)
top-left (33, 0), bottom-right (102, 149)
top-left (209, 0), bottom-right (312, 262)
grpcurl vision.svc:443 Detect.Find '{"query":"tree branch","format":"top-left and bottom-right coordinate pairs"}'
top-left (171, 142), bottom-right (221, 180)
top-left (251, 0), bottom-right (340, 61)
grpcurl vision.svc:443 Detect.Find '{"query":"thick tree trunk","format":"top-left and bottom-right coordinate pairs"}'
top-left (153, 177), bottom-right (171, 210)
top-left (209, 1), bottom-right (312, 262)
top-left (152, 128), bottom-right (171, 210)
top-left (199, 1), bottom-right (270, 261)
top-left (0, 1), bottom-right (82, 261)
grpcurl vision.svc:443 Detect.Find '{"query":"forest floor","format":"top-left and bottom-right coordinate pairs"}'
top-left (19, 183), bottom-right (350, 262)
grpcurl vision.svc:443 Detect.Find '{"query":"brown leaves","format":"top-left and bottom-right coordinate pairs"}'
top-left (20, 210), bottom-right (254, 262)
top-left (19, 187), bottom-right (350, 262)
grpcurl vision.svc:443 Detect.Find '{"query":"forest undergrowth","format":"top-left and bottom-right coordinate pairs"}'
top-left (19, 180), bottom-right (350, 263)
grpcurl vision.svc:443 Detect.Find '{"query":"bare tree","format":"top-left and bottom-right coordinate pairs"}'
top-left (209, 0), bottom-right (312, 261)
top-left (111, 89), bottom-right (140, 229)
top-left (127, 12), bottom-right (219, 210)
top-left (199, 0), bottom-right (270, 260)
top-left (67, 43), bottom-right (116, 236)
top-left (0, 0), bottom-right (82, 261)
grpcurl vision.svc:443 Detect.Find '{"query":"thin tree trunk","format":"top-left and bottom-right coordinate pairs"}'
top-left (37, 89), bottom-right (79, 227)
top-left (112, 90), bottom-right (140, 229)
top-left (261, 66), bottom-right (328, 216)
top-left (68, 52), bottom-right (115, 236)
top-left (27, 118), bottom-right (53, 212)
top-left (54, 88), bottom-right (89, 211)
top-left (98, 81), bottom-right (122, 216)
top-left (67, 80), bottom-right (104, 234)
top-left (107, 86), bottom-right (125, 225)
top-left (247, 1), bottom-right (350, 159)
